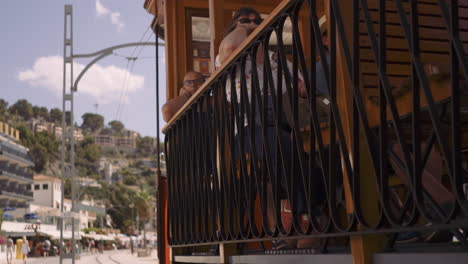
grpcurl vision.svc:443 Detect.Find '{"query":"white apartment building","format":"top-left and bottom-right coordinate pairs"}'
top-left (32, 174), bottom-right (62, 209)
top-left (30, 175), bottom-right (101, 229)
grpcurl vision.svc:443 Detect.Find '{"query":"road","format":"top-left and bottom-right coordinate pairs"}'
top-left (2, 249), bottom-right (158, 264)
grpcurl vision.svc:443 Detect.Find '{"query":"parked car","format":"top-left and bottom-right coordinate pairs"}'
top-left (24, 212), bottom-right (38, 220)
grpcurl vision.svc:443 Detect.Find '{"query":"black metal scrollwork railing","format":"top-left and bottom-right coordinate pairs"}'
top-left (163, 0), bottom-right (468, 249)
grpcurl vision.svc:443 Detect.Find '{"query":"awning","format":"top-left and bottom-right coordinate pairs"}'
top-left (115, 234), bottom-right (130, 242)
top-left (1, 221), bottom-right (38, 237)
top-left (1, 221), bottom-right (80, 239)
top-left (40, 229), bottom-right (79, 240)
top-left (82, 233), bottom-right (115, 241)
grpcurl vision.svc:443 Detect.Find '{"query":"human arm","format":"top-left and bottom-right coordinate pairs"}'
top-left (162, 87), bottom-right (192, 122)
top-left (218, 19), bottom-right (263, 64)
top-left (218, 27), bottom-right (251, 64)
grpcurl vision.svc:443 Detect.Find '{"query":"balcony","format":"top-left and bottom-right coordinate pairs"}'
top-left (0, 162), bottom-right (34, 183)
top-left (0, 141), bottom-right (34, 167)
top-left (0, 185), bottom-right (34, 201)
top-left (161, 0), bottom-right (468, 263)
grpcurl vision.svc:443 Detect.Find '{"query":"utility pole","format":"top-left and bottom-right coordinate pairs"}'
top-left (61, 4), bottom-right (77, 264)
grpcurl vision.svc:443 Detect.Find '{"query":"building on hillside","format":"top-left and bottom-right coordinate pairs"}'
top-left (95, 134), bottom-right (114, 147)
top-left (94, 129), bottom-right (138, 152)
top-left (64, 198), bottom-right (105, 229)
top-left (0, 121), bottom-right (34, 210)
top-left (99, 157), bottom-right (131, 184)
top-left (53, 125), bottom-right (63, 138)
top-left (104, 163), bottom-right (113, 183)
top-left (54, 126), bottom-right (84, 142)
top-left (15, 175), bottom-right (104, 229)
top-left (28, 118), bottom-right (56, 135)
top-left (71, 127), bottom-right (84, 142)
top-left (33, 122), bottom-right (49, 133)
top-left (114, 136), bottom-right (137, 150)
top-left (77, 177), bottom-right (101, 188)
top-left (31, 174), bottom-right (62, 209)
top-left (76, 198), bottom-right (105, 229)
top-left (28, 118), bottom-right (84, 142)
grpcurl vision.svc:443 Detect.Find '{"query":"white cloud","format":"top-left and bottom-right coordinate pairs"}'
top-left (95, 0), bottom-right (125, 31)
top-left (95, 0), bottom-right (110, 16)
top-left (17, 56), bottom-right (144, 105)
top-left (110, 12), bottom-right (124, 32)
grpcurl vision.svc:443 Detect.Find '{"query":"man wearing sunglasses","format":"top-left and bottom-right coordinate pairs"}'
top-left (215, 7), bottom-right (319, 251)
top-left (162, 71), bottom-right (205, 122)
top-left (218, 7), bottom-right (264, 64)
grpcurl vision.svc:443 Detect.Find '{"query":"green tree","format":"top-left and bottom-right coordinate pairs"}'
top-left (49, 108), bottom-right (62, 124)
top-left (76, 136), bottom-right (102, 178)
top-left (81, 113), bottom-right (104, 133)
top-left (33, 106), bottom-right (49, 120)
top-left (134, 191), bottom-right (152, 222)
top-left (106, 184), bottom-right (138, 233)
top-left (134, 191), bottom-right (154, 242)
top-left (136, 136), bottom-right (155, 155)
top-left (0, 99), bottom-right (8, 117)
top-left (123, 175), bottom-right (138, 186)
top-left (18, 125), bottom-right (59, 172)
top-left (8, 99), bottom-right (33, 121)
top-left (79, 137), bottom-right (102, 162)
top-left (108, 120), bottom-right (124, 135)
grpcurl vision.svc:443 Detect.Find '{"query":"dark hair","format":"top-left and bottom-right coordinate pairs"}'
top-left (224, 7), bottom-right (262, 36)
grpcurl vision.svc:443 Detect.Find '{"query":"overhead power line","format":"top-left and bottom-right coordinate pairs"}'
top-left (113, 26), bottom-right (152, 121)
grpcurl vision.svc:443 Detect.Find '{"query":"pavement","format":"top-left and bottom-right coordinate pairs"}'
top-left (0, 249), bottom-right (159, 264)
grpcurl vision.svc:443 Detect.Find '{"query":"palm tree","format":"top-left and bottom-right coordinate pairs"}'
top-left (134, 191), bottom-right (153, 246)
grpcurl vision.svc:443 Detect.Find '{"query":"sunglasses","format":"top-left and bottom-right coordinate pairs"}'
top-left (183, 78), bottom-right (204, 86)
top-left (237, 17), bottom-right (263, 25)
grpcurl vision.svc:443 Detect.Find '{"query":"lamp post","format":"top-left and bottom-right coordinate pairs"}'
top-left (60, 5), bottom-right (160, 264)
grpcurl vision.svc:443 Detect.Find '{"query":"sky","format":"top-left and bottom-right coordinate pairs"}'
top-left (0, 0), bottom-right (167, 138)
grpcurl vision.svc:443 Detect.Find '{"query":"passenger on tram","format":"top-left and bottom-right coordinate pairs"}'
top-left (217, 6), bottom-right (323, 250)
top-left (162, 71), bottom-right (205, 122)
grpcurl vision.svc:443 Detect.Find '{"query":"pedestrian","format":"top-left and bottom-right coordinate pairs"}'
top-left (43, 239), bottom-right (51, 258)
top-left (60, 240), bottom-right (66, 254)
top-left (66, 240), bottom-right (71, 254)
top-left (89, 239), bottom-right (96, 253)
top-left (20, 236), bottom-right (30, 264)
top-left (6, 236), bottom-right (14, 264)
top-left (36, 241), bottom-right (43, 258)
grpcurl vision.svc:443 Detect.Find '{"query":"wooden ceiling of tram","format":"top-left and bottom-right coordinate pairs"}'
top-left (145, 0), bottom-right (326, 25)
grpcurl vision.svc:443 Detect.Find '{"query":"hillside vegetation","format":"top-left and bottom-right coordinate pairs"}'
top-left (0, 98), bottom-right (161, 233)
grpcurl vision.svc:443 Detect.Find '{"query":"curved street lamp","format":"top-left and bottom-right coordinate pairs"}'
top-left (60, 5), bottom-right (164, 264)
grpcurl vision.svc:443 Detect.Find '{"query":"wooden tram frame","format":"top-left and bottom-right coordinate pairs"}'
top-left (144, 0), bottom-right (468, 263)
